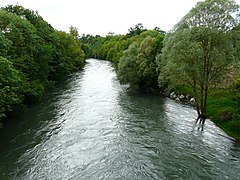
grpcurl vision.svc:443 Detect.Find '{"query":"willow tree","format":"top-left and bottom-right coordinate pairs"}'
top-left (117, 42), bottom-right (140, 87)
top-left (137, 36), bottom-right (159, 90)
top-left (158, 0), bottom-right (239, 122)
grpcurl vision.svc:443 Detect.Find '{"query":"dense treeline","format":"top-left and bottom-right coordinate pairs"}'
top-left (0, 1), bottom-right (239, 140)
top-left (0, 5), bottom-right (85, 123)
top-left (80, 0), bottom-right (240, 139)
top-left (158, 0), bottom-right (240, 137)
top-left (80, 23), bottom-right (165, 91)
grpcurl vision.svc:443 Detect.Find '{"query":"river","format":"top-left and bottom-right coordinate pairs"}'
top-left (0, 59), bottom-right (240, 179)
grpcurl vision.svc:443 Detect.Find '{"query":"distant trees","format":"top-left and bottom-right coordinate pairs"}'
top-left (117, 31), bottom-right (164, 91)
top-left (50, 31), bottom-right (85, 80)
top-left (1, 1), bottom-right (239, 138)
top-left (0, 5), bottom-right (85, 121)
top-left (77, 2), bottom-right (239, 139)
top-left (79, 6), bottom-right (239, 126)
top-left (158, 0), bottom-right (239, 120)
top-left (137, 37), bottom-right (159, 89)
top-left (79, 33), bottom-right (132, 65)
top-left (78, 25), bottom-right (165, 91)
top-left (69, 25), bottom-right (79, 40)
top-left (127, 23), bottom-right (147, 37)
top-left (117, 43), bottom-right (140, 87)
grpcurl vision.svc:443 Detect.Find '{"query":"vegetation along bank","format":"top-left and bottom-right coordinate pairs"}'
top-left (0, 5), bottom-right (85, 126)
top-left (80, 0), bottom-right (240, 140)
top-left (0, 0), bottom-right (240, 140)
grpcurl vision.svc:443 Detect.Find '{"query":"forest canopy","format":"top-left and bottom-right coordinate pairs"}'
top-left (0, 5), bottom-right (85, 120)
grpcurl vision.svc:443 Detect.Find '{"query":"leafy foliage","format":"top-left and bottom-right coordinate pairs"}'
top-left (69, 25), bottom-right (79, 40)
top-left (0, 57), bottom-right (24, 119)
top-left (158, 0), bottom-right (239, 117)
top-left (117, 42), bottom-right (140, 87)
top-left (0, 5), bottom-right (85, 121)
top-left (1, 2), bottom-right (239, 139)
top-left (117, 32), bottom-right (164, 91)
top-left (80, 26), bottom-right (165, 91)
top-left (127, 23), bottom-right (147, 37)
top-left (50, 31), bottom-right (85, 80)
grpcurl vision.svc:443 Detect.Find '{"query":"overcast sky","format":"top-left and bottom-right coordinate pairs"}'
top-left (1, 0), bottom-right (240, 36)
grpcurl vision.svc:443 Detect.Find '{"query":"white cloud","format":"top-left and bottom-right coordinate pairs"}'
top-left (1, 0), bottom-right (240, 36)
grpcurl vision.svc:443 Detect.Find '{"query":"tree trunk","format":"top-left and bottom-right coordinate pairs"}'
top-left (193, 80), bottom-right (200, 116)
top-left (200, 84), bottom-right (204, 115)
top-left (193, 80), bottom-right (206, 124)
top-left (203, 85), bottom-right (208, 117)
top-left (203, 52), bottom-right (210, 118)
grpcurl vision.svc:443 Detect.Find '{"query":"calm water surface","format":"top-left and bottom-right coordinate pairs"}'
top-left (0, 59), bottom-right (240, 179)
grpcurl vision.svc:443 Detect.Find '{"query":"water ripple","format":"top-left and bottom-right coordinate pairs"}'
top-left (0, 59), bottom-right (240, 179)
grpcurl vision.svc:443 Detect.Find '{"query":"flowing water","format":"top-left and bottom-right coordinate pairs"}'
top-left (0, 59), bottom-right (240, 180)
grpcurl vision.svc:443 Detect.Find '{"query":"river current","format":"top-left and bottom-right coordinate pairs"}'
top-left (0, 59), bottom-right (239, 179)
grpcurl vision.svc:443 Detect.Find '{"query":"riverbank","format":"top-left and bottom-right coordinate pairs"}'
top-left (1, 59), bottom-right (240, 179)
top-left (172, 85), bottom-right (240, 141)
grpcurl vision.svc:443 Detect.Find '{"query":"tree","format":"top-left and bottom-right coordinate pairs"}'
top-left (158, 0), bottom-right (239, 122)
top-left (117, 42), bottom-right (140, 87)
top-left (50, 31), bottom-right (85, 80)
top-left (127, 23), bottom-right (147, 37)
top-left (107, 32), bottom-right (115, 36)
top-left (0, 9), bottom-right (53, 99)
top-left (117, 33), bottom-right (164, 91)
top-left (0, 56), bottom-right (24, 119)
top-left (0, 32), bottom-right (12, 58)
top-left (0, 6), bottom-right (86, 122)
top-left (154, 27), bottom-right (166, 34)
top-left (136, 36), bottom-right (159, 90)
top-left (2, 5), bottom-right (55, 37)
top-left (2, 5), bottom-right (56, 84)
top-left (69, 25), bottom-right (79, 40)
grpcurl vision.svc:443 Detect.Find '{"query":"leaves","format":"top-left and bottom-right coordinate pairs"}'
top-left (159, 0), bottom-right (239, 116)
top-left (117, 34), bottom-right (164, 90)
top-left (0, 57), bottom-right (24, 118)
top-left (0, 6), bottom-right (85, 120)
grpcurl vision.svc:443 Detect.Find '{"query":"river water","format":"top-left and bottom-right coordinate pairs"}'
top-left (0, 59), bottom-right (240, 179)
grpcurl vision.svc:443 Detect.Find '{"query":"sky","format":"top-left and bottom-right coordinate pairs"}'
top-left (0, 0), bottom-right (240, 36)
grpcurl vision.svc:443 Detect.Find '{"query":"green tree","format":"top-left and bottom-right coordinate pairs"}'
top-left (0, 31), bottom-right (12, 58)
top-left (117, 42), bottom-right (140, 88)
top-left (2, 5), bottom-right (55, 84)
top-left (127, 23), bottom-right (147, 37)
top-left (117, 33), bottom-right (164, 91)
top-left (0, 6), bottom-right (86, 122)
top-left (50, 31), bottom-right (85, 80)
top-left (0, 57), bottom-right (24, 119)
top-left (158, 0), bottom-right (239, 120)
top-left (69, 25), bottom-right (79, 40)
top-left (0, 9), bottom-right (47, 98)
top-left (137, 36), bottom-right (159, 90)
top-left (2, 5), bottom-right (55, 40)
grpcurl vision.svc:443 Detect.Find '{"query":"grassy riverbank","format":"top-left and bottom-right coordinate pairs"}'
top-left (175, 86), bottom-right (240, 141)
top-left (207, 89), bottom-right (240, 141)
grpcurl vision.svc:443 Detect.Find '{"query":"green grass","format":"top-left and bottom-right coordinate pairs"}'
top-left (175, 85), bottom-right (193, 95)
top-left (207, 89), bottom-right (240, 141)
top-left (175, 85), bottom-right (240, 141)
